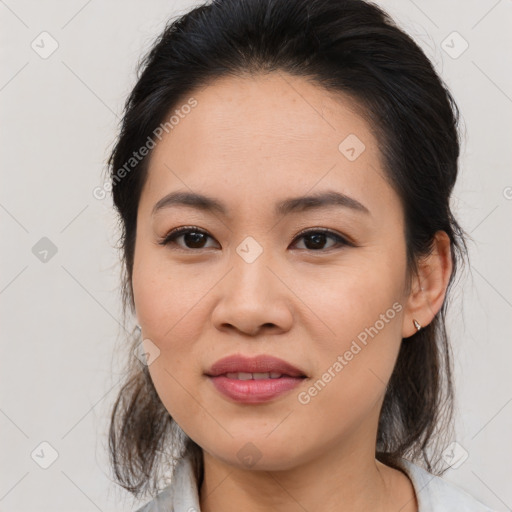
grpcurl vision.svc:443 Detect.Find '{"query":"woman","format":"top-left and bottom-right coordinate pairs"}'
top-left (107, 0), bottom-right (496, 510)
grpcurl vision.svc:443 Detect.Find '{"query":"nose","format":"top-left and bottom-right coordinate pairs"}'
top-left (211, 251), bottom-right (294, 337)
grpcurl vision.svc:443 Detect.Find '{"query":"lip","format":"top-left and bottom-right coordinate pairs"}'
top-left (205, 354), bottom-right (307, 404)
top-left (206, 354), bottom-right (307, 378)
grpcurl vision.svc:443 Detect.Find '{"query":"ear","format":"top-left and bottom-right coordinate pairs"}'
top-left (402, 230), bottom-right (453, 338)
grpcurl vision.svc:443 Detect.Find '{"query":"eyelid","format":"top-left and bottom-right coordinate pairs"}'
top-left (291, 227), bottom-right (354, 247)
top-left (157, 225), bottom-right (217, 247)
top-left (158, 225), bottom-right (354, 250)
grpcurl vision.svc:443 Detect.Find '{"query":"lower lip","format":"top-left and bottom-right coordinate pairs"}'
top-left (208, 375), bottom-right (305, 403)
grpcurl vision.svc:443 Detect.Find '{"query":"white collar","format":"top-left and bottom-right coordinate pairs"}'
top-left (136, 453), bottom-right (495, 512)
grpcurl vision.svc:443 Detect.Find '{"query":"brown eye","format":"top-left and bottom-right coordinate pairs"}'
top-left (159, 226), bottom-right (220, 250)
top-left (292, 229), bottom-right (350, 251)
top-left (159, 226), bottom-right (351, 252)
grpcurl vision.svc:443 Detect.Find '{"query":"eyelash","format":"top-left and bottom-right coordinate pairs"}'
top-left (157, 225), bottom-right (353, 252)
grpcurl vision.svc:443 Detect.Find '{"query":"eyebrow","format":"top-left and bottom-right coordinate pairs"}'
top-left (152, 190), bottom-right (370, 217)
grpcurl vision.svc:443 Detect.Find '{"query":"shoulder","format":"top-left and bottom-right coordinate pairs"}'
top-left (134, 454), bottom-right (201, 512)
top-left (135, 486), bottom-right (174, 512)
top-left (397, 458), bottom-right (496, 512)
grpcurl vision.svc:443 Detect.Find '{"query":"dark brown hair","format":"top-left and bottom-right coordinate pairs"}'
top-left (107, 0), bottom-right (469, 499)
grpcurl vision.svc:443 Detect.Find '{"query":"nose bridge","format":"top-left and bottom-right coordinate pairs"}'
top-left (229, 236), bottom-right (275, 302)
top-left (211, 236), bottom-right (293, 334)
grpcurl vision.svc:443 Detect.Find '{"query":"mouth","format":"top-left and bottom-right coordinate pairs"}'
top-left (205, 354), bottom-right (307, 404)
top-left (205, 354), bottom-right (308, 379)
top-left (218, 371), bottom-right (301, 380)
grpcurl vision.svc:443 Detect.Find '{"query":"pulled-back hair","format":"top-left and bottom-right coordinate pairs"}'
top-left (107, 0), bottom-right (469, 499)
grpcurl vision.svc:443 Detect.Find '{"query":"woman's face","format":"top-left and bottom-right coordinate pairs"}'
top-left (132, 72), bottom-right (417, 469)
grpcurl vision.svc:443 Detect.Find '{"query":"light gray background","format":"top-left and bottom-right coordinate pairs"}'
top-left (1, 1), bottom-right (511, 511)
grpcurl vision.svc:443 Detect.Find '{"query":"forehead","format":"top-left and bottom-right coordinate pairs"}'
top-left (141, 72), bottom-right (399, 222)
top-left (153, 72), bottom-right (378, 165)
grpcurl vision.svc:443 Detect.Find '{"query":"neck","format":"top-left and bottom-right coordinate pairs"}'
top-left (198, 440), bottom-right (417, 512)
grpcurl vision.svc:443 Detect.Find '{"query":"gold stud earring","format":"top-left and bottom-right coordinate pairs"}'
top-left (413, 319), bottom-right (422, 332)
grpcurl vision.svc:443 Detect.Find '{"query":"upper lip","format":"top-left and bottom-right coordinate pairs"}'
top-left (206, 354), bottom-right (307, 378)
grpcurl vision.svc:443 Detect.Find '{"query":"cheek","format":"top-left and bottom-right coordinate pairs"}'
top-left (131, 246), bottom-right (218, 423)
top-left (295, 249), bottom-right (406, 414)
top-left (297, 250), bottom-right (406, 352)
top-left (132, 262), bottom-right (210, 389)
top-left (146, 344), bottom-right (206, 432)
top-left (132, 257), bottom-right (211, 430)
top-left (132, 242), bottom-right (210, 339)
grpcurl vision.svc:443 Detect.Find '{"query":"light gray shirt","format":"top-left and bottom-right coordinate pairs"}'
top-left (135, 454), bottom-right (496, 512)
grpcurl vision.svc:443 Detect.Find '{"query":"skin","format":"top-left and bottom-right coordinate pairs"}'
top-left (132, 72), bottom-right (453, 512)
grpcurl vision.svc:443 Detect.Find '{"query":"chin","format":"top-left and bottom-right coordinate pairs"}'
top-left (202, 437), bottom-right (309, 472)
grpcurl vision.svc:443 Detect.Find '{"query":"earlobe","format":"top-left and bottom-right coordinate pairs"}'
top-left (402, 231), bottom-right (453, 339)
